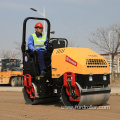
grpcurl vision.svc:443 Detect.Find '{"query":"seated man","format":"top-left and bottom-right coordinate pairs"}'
top-left (28, 22), bottom-right (48, 77)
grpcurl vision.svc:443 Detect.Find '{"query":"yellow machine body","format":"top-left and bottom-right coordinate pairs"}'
top-left (52, 47), bottom-right (109, 78)
top-left (0, 70), bottom-right (23, 84)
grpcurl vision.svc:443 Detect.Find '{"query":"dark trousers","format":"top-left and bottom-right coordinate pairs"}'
top-left (36, 51), bottom-right (46, 71)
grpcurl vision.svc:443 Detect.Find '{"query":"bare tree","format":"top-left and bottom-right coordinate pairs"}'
top-left (89, 24), bottom-right (120, 81)
top-left (0, 49), bottom-right (19, 59)
top-left (0, 41), bottom-right (22, 59)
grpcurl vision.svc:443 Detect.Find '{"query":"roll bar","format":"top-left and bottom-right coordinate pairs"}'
top-left (21, 17), bottom-right (51, 53)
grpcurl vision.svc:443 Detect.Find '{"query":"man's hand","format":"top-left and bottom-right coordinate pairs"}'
top-left (33, 49), bottom-right (36, 52)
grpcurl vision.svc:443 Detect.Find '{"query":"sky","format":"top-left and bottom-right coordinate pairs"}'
top-left (0, 0), bottom-right (120, 54)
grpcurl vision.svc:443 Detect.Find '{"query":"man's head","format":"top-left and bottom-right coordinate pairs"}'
top-left (34, 22), bottom-right (43, 35)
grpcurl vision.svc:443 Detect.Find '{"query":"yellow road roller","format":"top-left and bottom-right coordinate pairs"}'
top-left (21, 17), bottom-right (111, 107)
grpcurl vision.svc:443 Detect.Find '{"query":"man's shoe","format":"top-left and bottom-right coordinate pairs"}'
top-left (40, 71), bottom-right (46, 77)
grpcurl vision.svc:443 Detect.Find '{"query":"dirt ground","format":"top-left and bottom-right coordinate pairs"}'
top-left (110, 79), bottom-right (120, 87)
top-left (0, 92), bottom-right (119, 120)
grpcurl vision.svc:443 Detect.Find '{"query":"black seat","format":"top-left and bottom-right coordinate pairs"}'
top-left (23, 50), bottom-right (40, 76)
top-left (24, 49), bottom-right (51, 75)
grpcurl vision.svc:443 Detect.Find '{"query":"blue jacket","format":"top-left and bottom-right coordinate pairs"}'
top-left (28, 32), bottom-right (48, 53)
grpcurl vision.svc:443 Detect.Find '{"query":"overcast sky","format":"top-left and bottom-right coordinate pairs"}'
top-left (0, 0), bottom-right (120, 54)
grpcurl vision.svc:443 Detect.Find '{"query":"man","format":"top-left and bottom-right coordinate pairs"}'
top-left (28, 22), bottom-right (47, 77)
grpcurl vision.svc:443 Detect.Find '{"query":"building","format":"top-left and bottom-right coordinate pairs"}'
top-left (101, 53), bottom-right (120, 73)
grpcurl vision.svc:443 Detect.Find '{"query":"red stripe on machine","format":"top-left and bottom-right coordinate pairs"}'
top-left (66, 56), bottom-right (77, 66)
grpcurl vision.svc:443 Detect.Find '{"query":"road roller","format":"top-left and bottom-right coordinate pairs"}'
top-left (21, 17), bottom-right (111, 107)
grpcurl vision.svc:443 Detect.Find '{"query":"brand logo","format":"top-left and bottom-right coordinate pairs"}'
top-left (66, 56), bottom-right (77, 66)
top-left (25, 56), bottom-right (28, 62)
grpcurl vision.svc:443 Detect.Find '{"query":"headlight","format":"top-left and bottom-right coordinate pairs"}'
top-left (89, 76), bottom-right (93, 81)
top-left (103, 76), bottom-right (107, 81)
